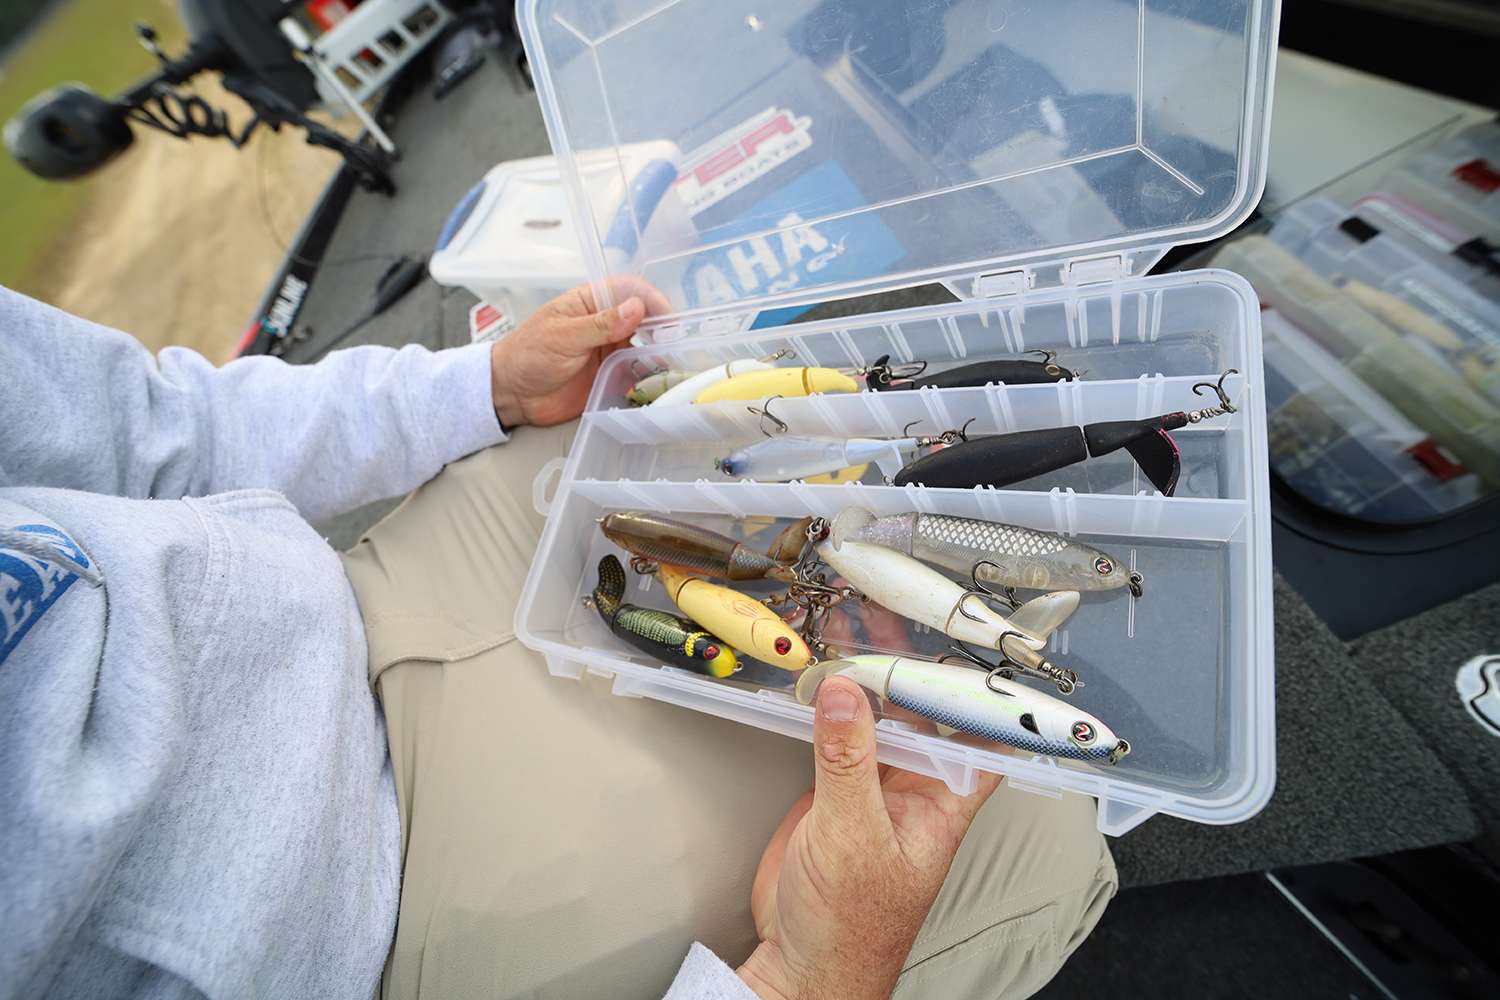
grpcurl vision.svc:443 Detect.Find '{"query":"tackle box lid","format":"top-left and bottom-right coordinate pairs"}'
top-left (517, 0), bottom-right (1280, 340)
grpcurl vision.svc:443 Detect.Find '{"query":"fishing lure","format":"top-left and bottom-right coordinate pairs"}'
top-left (641, 351), bottom-right (796, 407)
top-left (626, 369), bottom-right (695, 405)
top-left (893, 371), bottom-right (1240, 496)
top-left (655, 564), bottom-right (814, 671)
top-left (694, 366), bottom-right (862, 404)
top-left (867, 350), bottom-right (1080, 391)
top-left (796, 654), bottom-right (1131, 764)
top-left (600, 511), bottom-right (809, 581)
top-left (715, 399), bottom-right (965, 482)
top-left (829, 507), bottom-right (1143, 598)
top-left (815, 533), bottom-right (1083, 692)
top-left (588, 556), bottom-right (739, 677)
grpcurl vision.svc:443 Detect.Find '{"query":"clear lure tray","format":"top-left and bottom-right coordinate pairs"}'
top-left (518, 271), bottom-right (1274, 836)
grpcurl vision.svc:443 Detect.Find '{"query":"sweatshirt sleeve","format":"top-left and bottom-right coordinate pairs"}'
top-left (661, 944), bottom-right (760, 1000)
top-left (0, 287), bottom-right (507, 523)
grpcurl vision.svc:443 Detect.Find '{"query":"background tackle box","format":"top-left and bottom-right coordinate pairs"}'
top-left (514, 0), bottom-right (1280, 836)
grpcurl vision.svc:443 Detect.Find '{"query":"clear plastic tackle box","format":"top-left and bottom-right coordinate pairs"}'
top-left (513, 0), bottom-right (1280, 836)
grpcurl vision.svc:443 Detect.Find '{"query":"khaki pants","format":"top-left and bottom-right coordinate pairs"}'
top-left (340, 423), bottom-right (1117, 1000)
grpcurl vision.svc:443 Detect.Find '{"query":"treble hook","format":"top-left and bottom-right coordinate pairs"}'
top-left (1187, 369), bottom-right (1239, 423)
top-left (862, 353), bottom-right (930, 388)
top-left (904, 417), bottom-right (974, 448)
top-left (747, 395), bottom-right (789, 437)
top-left (941, 628), bottom-right (1081, 693)
top-left (970, 560), bottom-right (1022, 610)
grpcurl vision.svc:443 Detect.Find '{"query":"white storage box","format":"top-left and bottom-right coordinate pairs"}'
top-left (429, 141), bottom-right (693, 320)
top-left (514, 0), bottom-right (1281, 836)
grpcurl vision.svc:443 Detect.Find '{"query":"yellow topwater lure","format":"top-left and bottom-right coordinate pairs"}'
top-left (655, 564), bottom-right (814, 671)
top-left (693, 366), bottom-right (861, 404)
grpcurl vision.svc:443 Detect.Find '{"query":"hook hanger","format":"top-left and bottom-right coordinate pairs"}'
top-left (746, 395), bottom-right (789, 437)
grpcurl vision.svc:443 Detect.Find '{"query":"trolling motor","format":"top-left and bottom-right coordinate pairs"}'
top-left (3, 0), bottom-right (395, 194)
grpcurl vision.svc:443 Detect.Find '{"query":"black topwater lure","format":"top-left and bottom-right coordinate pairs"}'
top-left (867, 350), bottom-right (1080, 391)
top-left (893, 371), bottom-right (1239, 496)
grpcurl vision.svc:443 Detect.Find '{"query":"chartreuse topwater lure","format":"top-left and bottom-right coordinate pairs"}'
top-left (589, 555), bottom-right (739, 677)
top-left (796, 655), bottom-right (1131, 764)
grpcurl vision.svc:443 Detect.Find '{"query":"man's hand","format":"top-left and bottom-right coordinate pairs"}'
top-left (737, 678), bottom-right (1001, 1000)
top-left (490, 279), bottom-right (669, 429)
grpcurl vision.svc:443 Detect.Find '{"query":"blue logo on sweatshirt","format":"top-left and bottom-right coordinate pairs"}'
top-left (0, 524), bottom-right (92, 665)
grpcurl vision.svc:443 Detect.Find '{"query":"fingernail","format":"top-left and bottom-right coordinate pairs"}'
top-left (819, 683), bottom-right (860, 722)
top-left (618, 297), bottom-right (645, 324)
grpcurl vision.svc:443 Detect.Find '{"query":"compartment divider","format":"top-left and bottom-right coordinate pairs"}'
top-left (562, 477), bottom-right (1251, 543)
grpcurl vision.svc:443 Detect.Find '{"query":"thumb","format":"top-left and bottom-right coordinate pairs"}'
top-left (810, 676), bottom-right (887, 835)
top-left (566, 296), bottom-right (646, 351)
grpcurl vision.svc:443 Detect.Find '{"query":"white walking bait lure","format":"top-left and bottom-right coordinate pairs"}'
top-left (796, 654), bottom-right (1131, 764)
top-left (815, 535), bottom-right (1083, 692)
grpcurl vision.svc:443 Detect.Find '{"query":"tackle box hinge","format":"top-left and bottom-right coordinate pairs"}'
top-left (1062, 253), bottom-right (1128, 286)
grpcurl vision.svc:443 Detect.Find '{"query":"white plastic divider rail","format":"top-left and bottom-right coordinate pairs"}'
top-left (517, 272), bottom-right (1274, 836)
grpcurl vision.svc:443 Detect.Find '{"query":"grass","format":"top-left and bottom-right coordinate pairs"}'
top-left (0, 0), bottom-right (181, 291)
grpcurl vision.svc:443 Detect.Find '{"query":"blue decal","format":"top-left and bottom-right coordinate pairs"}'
top-left (0, 524), bottom-right (91, 665)
top-left (683, 160), bottom-right (906, 313)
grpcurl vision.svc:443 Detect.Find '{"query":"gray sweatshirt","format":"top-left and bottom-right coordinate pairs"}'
top-left (0, 289), bottom-right (756, 1000)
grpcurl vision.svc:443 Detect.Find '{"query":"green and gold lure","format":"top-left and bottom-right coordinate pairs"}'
top-left (590, 555), bottom-right (740, 678)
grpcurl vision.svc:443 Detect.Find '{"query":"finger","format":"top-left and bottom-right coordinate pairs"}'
top-left (571, 276), bottom-right (674, 319)
top-left (810, 676), bottom-right (889, 838)
top-left (560, 296), bottom-right (646, 352)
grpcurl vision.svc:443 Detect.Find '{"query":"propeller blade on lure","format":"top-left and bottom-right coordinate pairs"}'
top-left (814, 530), bottom-right (1084, 693)
top-left (893, 370), bottom-right (1240, 496)
top-left (654, 564), bottom-right (814, 671)
top-left (588, 556), bottom-right (740, 677)
top-left (829, 507), bottom-right (1143, 598)
top-left (600, 511), bottom-right (810, 582)
top-left (796, 654), bottom-right (1131, 765)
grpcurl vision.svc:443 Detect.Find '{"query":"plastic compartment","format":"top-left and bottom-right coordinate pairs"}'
top-left (1381, 123), bottom-right (1500, 245)
top-left (517, 271), bottom-right (1274, 836)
